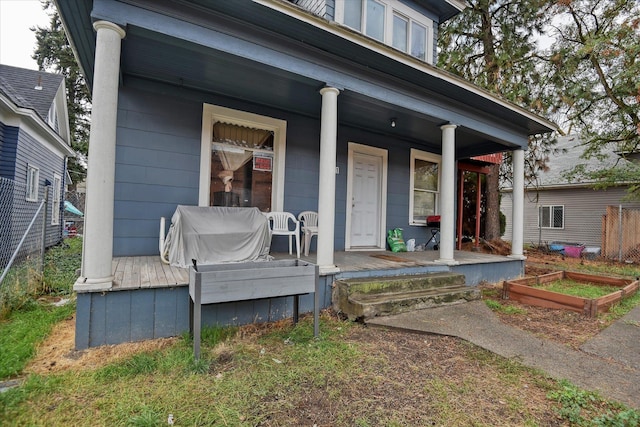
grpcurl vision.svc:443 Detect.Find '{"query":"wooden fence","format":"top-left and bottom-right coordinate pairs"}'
top-left (602, 206), bottom-right (640, 262)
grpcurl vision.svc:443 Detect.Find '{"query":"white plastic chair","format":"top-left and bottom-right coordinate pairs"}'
top-left (298, 211), bottom-right (318, 257)
top-left (266, 212), bottom-right (300, 258)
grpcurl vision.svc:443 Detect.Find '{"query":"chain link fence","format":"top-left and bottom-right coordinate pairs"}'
top-left (0, 177), bottom-right (47, 304)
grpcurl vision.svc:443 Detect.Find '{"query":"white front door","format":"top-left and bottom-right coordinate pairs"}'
top-left (346, 144), bottom-right (387, 249)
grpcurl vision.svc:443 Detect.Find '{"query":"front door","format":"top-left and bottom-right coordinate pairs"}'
top-left (346, 144), bottom-right (387, 249)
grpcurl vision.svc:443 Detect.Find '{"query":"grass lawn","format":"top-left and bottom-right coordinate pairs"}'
top-left (533, 279), bottom-right (621, 299)
top-left (1, 239), bottom-right (639, 426)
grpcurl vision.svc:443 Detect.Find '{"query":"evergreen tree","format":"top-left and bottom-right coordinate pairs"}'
top-left (548, 0), bottom-right (640, 198)
top-left (437, 0), bottom-right (558, 240)
top-left (32, 0), bottom-right (91, 189)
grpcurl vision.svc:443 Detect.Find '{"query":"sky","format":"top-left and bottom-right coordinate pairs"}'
top-left (0, 0), bottom-right (51, 70)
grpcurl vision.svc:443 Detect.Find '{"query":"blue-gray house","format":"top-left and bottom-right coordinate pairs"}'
top-left (0, 64), bottom-right (74, 259)
top-left (55, 0), bottom-right (556, 349)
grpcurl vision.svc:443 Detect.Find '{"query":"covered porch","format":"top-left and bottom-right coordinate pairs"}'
top-left (109, 250), bottom-right (521, 291)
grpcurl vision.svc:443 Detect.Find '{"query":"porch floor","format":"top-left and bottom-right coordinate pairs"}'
top-left (111, 250), bottom-right (515, 291)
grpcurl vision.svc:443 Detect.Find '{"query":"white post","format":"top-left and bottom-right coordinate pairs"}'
top-left (76, 21), bottom-right (126, 291)
top-left (436, 124), bottom-right (458, 265)
top-left (317, 87), bottom-right (340, 273)
top-left (510, 149), bottom-right (525, 259)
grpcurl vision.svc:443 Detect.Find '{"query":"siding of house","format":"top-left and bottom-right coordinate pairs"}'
top-left (113, 82), bottom-right (439, 256)
top-left (501, 186), bottom-right (640, 248)
top-left (75, 275), bottom-right (334, 348)
top-left (15, 129), bottom-right (66, 246)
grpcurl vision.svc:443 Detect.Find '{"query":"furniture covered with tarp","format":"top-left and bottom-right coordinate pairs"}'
top-left (160, 206), bottom-right (271, 268)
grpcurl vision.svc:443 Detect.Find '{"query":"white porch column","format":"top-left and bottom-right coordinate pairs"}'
top-left (76, 21), bottom-right (126, 291)
top-left (317, 87), bottom-right (340, 273)
top-left (510, 149), bottom-right (526, 259)
top-left (436, 124), bottom-right (458, 265)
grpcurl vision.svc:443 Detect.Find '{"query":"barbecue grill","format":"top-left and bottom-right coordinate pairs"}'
top-left (426, 215), bottom-right (440, 250)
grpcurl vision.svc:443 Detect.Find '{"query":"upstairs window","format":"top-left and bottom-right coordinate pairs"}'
top-left (337, 0), bottom-right (434, 63)
top-left (539, 205), bottom-right (564, 229)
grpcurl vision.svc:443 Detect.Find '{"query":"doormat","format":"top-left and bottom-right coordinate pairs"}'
top-left (370, 254), bottom-right (411, 263)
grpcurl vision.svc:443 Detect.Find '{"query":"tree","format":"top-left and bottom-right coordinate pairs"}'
top-left (547, 0), bottom-right (640, 199)
top-left (437, 0), bottom-right (558, 240)
top-left (32, 0), bottom-right (91, 189)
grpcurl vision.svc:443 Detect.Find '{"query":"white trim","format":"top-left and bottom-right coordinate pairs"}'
top-left (538, 204), bottom-right (565, 229)
top-left (26, 164), bottom-right (40, 202)
top-left (335, 0), bottom-right (434, 63)
top-left (345, 142), bottom-right (388, 250)
top-left (253, 0), bottom-right (557, 132)
top-left (199, 104), bottom-right (286, 211)
top-left (409, 148), bottom-right (441, 225)
top-left (0, 93), bottom-right (75, 157)
top-left (51, 173), bottom-right (62, 225)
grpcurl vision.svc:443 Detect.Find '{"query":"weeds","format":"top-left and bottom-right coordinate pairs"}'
top-left (547, 380), bottom-right (640, 426)
top-left (1, 238), bottom-right (80, 318)
top-left (485, 299), bottom-right (527, 315)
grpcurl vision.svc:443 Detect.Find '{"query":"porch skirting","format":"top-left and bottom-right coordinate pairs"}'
top-left (75, 276), bottom-right (332, 350)
top-left (74, 252), bottom-right (524, 349)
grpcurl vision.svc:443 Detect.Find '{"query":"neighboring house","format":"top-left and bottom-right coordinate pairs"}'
top-left (501, 135), bottom-right (640, 250)
top-left (55, 0), bottom-right (555, 348)
top-left (0, 64), bottom-right (74, 259)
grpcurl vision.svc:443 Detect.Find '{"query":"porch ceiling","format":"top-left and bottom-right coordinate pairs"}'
top-left (120, 26), bottom-right (510, 157)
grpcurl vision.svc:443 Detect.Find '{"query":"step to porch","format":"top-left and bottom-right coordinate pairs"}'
top-left (334, 272), bottom-right (481, 320)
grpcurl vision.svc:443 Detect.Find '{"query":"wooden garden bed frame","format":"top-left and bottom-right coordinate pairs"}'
top-left (502, 271), bottom-right (639, 317)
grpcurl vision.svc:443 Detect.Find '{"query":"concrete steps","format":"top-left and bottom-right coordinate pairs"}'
top-left (334, 272), bottom-right (480, 320)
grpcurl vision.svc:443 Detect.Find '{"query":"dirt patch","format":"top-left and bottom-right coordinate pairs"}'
top-left (25, 316), bottom-right (178, 375)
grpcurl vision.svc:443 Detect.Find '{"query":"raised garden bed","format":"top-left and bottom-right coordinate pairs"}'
top-left (502, 271), bottom-right (639, 317)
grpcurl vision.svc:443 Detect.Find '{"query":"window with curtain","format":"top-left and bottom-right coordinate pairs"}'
top-left (210, 121), bottom-right (274, 212)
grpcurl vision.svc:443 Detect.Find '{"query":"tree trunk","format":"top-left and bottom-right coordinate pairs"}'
top-left (484, 163), bottom-right (501, 240)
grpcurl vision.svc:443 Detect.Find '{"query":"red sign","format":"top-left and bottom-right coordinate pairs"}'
top-left (253, 155), bottom-right (273, 172)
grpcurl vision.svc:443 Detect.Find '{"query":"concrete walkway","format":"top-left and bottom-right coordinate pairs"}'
top-left (367, 301), bottom-right (640, 409)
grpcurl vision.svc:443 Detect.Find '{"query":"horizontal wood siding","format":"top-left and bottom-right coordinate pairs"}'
top-left (501, 187), bottom-right (640, 248)
top-left (113, 81), bottom-right (442, 255)
top-left (75, 275), bottom-right (334, 349)
top-left (15, 129), bottom-right (65, 247)
top-left (114, 87), bottom-right (202, 256)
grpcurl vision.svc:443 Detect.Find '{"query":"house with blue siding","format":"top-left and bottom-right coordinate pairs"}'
top-left (55, 0), bottom-right (556, 349)
top-left (0, 64), bottom-right (74, 258)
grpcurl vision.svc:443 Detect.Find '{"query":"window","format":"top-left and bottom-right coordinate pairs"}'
top-left (410, 149), bottom-right (440, 225)
top-left (51, 173), bottom-right (62, 225)
top-left (336, 0), bottom-right (434, 63)
top-left (539, 205), bottom-right (564, 229)
top-left (199, 104), bottom-right (286, 212)
top-left (365, 0), bottom-right (385, 41)
top-left (392, 14), bottom-right (408, 51)
top-left (26, 164), bottom-right (39, 201)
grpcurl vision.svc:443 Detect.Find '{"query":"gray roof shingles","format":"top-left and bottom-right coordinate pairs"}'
top-left (535, 135), bottom-right (625, 187)
top-left (0, 64), bottom-right (63, 123)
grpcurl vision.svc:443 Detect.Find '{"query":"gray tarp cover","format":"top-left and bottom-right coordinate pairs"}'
top-left (165, 206), bottom-right (271, 268)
